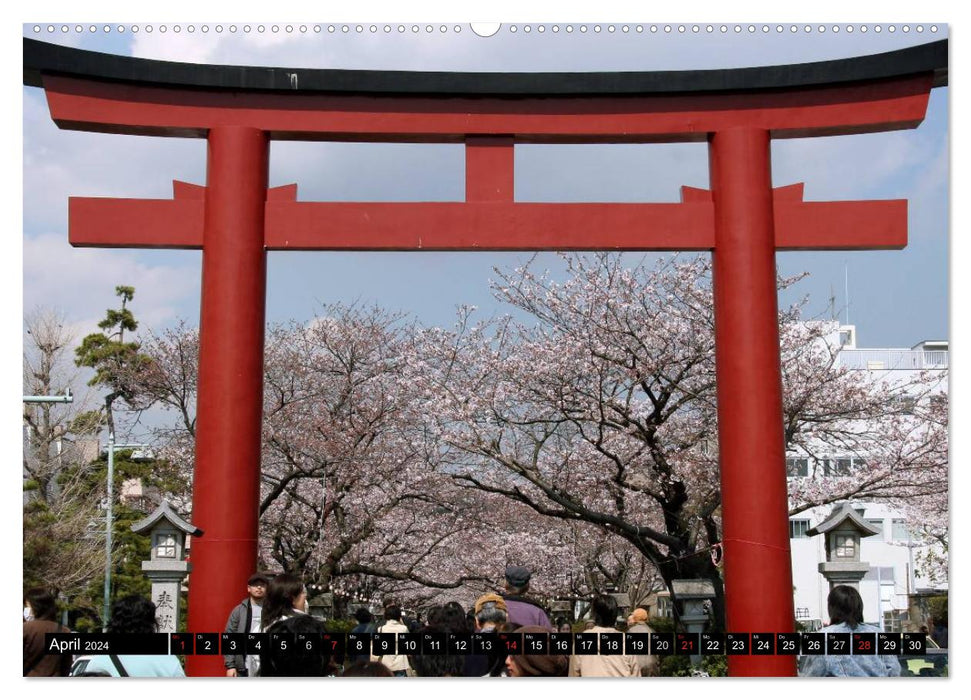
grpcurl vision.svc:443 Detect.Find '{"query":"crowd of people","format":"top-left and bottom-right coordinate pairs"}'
top-left (24, 568), bottom-right (912, 678)
top-left (220, 564), bottom-right (660, 678)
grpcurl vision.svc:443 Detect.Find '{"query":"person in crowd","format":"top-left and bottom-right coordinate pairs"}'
top-left (223, 572), bottom-right (270, 677)
top-left (799, 585), bottom-right (901, 677)
top-left (464, 592), bottom-right (509, 677)
top-left (370, 604), bottom-right (412, 676)
top-left (505, 625), bottom-right (569, 677)
top-left (342, 660), bottom-right (393, 677)
top-left (261, 615), bottom-right (337, 677)
top-left (425, 605), bottom-right (445, 627)
top-left (261, 572), bottom-right (308, 632)
top-left (80, 595), bottom-right (185, 677)
top-left (625, 607), bottom-right (659, 676)
top-left (555, 617), bottom-right (572, 634)
top-left (568, 593), bottom-right (637, 677)
top-left (442, 600), bottom-right (471, 633)
top-left (403, 611), bottom-right (422, 633)
top-left (348, 607), bottom-right (377, 665)
top-left (409, 623), bottom-right (465, 677)
top-left (503, 565), bottom-right (553, 629)
top-left (23, 587), bottom-right (72, 676)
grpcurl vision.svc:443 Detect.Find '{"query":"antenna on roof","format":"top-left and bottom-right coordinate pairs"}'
top-left (844, 263), bottom-right (850, 326)
top-left (829, 285), bottom-right (837, 322)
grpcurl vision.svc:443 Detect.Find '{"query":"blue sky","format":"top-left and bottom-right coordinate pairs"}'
top-left (20, 21), bottom-right (948, 351)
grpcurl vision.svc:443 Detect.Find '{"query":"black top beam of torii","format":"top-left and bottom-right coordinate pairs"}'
top-left (24, 36), bottom-right (947, 97)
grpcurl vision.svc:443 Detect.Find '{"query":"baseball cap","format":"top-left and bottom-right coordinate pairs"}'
top-left (505, 565), bottom-right (531, 588)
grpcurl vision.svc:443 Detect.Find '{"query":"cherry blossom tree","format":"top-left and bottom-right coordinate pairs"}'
top-left (410, 253), bottom-right (947, 628)
top-left (131, 255), bottom-right (946, 619)
top-left (137, 306), bottom-right (548, 607)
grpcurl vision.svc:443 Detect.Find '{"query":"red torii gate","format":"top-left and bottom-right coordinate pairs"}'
top-left (25, 37), bottom-right (946, 676)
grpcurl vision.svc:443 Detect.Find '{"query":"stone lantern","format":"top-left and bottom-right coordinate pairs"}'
top-left (131, 500), bottom-right (202, 633)
top-left (671, 579), bottom-right (716, 664)
top-left (550, 599), bottom-right (573, 622)
top-left (308, 592), bottom-right (334, 621)
top-left (806, 502), bottom-right (881, 590)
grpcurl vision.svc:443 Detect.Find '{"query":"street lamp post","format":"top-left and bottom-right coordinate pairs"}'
top-left (102, 434), bottom-right (148, 630)
top-left (23, 389), bottom-right (73, 404)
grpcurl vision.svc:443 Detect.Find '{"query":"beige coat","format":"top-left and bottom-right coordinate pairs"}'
top-left (568, 625), bottom-right (639, 677)
top-left (626, 622), bottom-right (660, 676)
top-left (370, 619), bottom-right (412, 673)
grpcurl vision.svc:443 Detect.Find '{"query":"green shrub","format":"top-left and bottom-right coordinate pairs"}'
top-left (658, 654), bottom-right (692, 677)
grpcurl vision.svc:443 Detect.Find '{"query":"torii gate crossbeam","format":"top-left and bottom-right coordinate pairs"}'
top-left (24, 37), bottom-right (947, 677)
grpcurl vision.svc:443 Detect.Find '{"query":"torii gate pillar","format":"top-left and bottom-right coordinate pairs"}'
top-left (710, 128), bottom-right (794, 675)
top-left (189, 127), bottom-right (269, 661)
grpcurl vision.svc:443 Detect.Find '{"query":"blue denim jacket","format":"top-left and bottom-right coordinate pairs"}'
top-left (798, 623), bottom-right (902, 677)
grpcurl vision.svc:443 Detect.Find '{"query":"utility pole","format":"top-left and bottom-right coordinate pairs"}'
top-left (102, 435), bottom-right (149, 630)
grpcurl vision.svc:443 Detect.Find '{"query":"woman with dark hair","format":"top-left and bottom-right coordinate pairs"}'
top-left (23, 587), bottom-right (72, 676)
top-left (567, 594), bottom-right (638, 677)
top-left (106, 595), bottom-right (159, 634)
top-left (408, 624), bottom-right (465, 677)
top-left (261, 573), bottom-right (308, 632)
top-left (79, 595), bottom-right (185, 677)
top-left (261, 615), bottom-right (337, 677)
top-left (441, 601), bottom-right (471, 633)
top-left (799, 585), bottom-right (901, 677)
top-left (348, 607), bottom-right (377, 665)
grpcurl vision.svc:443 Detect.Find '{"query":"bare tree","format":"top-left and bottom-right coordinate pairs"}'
top-left (23, 308), bottom-right (105, 594)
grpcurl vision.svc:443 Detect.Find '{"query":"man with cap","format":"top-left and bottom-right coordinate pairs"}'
top-left (626, 607), bottom-right (659, 676)
top-left (503, 565), bottom-right (553, 630)
top-left (464, 592), bottom-right (510, 676)
top-left (223, 572), bottom-right (270, 677)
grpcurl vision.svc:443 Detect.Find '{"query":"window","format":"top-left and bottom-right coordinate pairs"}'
top-left (821, 457), bottom-right (865, 477)
top-left (884, 610), bottom-right (902, 633)
top-left (867, 519), bottom-right (885, 541)
top-left (891, 519), bottom-right (910, 542)
top-left (893, 395), bottom-right (916, 415)
top-left (155, 533), bottom-right (177, 559)
top-left (834, 534), bottom-right (856, 558)
top-left (864, 566), bottom-right (895, 582)
top-left (789, 519), bottom-right (811, 539)
top-left (823, 458), bottom-right (854, 476)
top-left (786, 458), bottom-right (809, 477)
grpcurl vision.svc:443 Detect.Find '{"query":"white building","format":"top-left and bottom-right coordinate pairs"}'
top-left (787, 324), bottom-right (948, 632)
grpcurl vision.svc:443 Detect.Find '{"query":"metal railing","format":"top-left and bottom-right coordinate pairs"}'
top-left (836, 349), bottom-right (948, 370)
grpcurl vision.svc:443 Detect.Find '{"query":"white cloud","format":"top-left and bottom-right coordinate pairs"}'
top-left (23, 233), bottom-right (199, 332)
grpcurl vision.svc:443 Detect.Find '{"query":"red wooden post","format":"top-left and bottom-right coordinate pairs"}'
top-left (186, 127), bottom-right (269, 677)
top-left (709, 128), bottom-right (796, 676)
